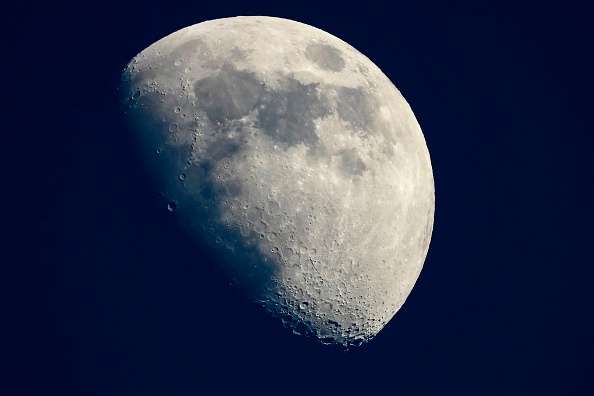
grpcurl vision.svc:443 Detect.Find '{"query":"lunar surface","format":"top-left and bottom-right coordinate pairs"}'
top-left (119, 16), bottom-right (434, 347)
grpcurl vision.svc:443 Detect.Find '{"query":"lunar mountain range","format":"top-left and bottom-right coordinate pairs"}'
top-left (120, 16), bottom-right (434, 347)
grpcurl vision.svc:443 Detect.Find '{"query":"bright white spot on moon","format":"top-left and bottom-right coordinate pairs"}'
top-left (119, 16), bottom-right (434, 348)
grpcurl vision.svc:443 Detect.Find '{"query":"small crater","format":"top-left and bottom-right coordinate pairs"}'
top-left (327, 320), bottom-right (339, 328)
top-left (167, 201), bottom-right (177, 212)
top-left (265, 200), bottom-right (281, 216)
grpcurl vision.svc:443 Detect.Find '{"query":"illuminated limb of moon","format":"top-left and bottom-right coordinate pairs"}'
top-left (120, 16), bottom-right (434, 347)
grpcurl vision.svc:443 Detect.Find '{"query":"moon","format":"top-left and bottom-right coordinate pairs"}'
top-left (119, 16), bottom-right (434, 347)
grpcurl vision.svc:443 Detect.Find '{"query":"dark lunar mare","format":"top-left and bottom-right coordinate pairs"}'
top-left (120, 43), bottom-right (415, 344)
top-left (121, 60), bottom-right (384, 296)
top-left (194, 65), bottom-right (264, 124)
top-left (180, 64), bottom-right (381, 299)
top-left (328, 85), bottom-right (377, 134)
top-left (304, 42), bottom-right (346, 72)
top-left (256, 77), bottom-right (331, 152)
top-left (193, 64), bottom-right (334, 153)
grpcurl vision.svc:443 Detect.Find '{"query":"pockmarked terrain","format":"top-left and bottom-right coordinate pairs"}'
top-left (120, 16), bottom-right (434, 348)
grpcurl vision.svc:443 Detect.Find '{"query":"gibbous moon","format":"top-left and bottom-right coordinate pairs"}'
top-left (119, 16), bottom-right (434, 347)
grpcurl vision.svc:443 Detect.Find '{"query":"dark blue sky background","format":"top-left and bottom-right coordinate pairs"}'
top-left (7, 1), bottom-right (593, 394)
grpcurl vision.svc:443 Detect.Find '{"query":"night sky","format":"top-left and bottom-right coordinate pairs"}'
top-left (7, 1), bottom-right (593, 394)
